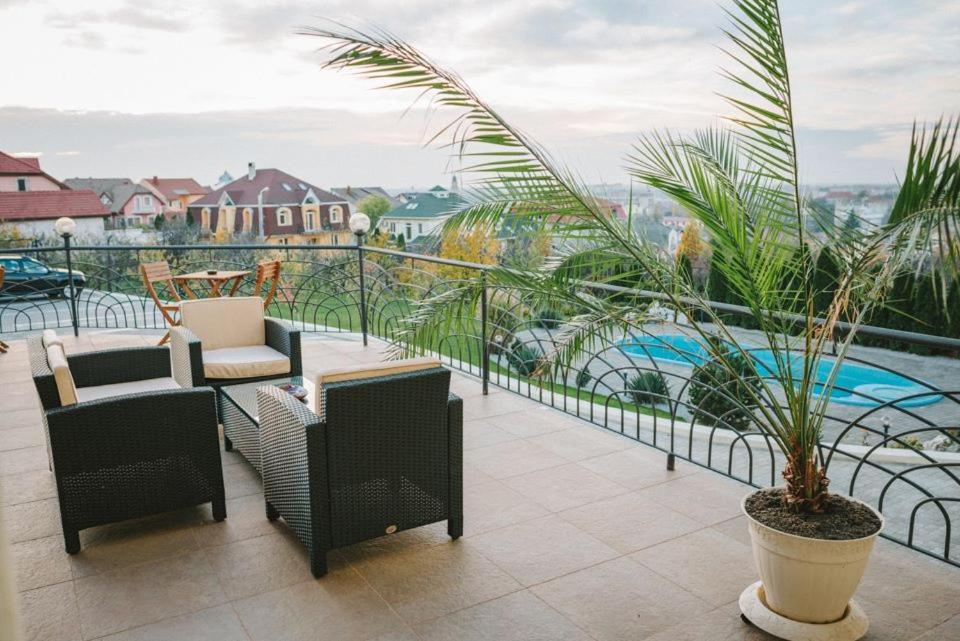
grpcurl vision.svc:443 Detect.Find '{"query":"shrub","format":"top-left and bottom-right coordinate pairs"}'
top-left (688, 350), bottom-right (761, 431)
top-left (534, 307), bottom-right (564, 329)
top-left (576, 368), bottom-right (592, 389)
top-left (626, 371), bottom-right (669, 406)
top-left (508, 341), bottom-right (542, 376)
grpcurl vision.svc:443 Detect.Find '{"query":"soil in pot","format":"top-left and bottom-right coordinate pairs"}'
top-left (744, 488), bottom-right (881, 540)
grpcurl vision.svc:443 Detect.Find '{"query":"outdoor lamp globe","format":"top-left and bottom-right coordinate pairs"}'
top-left (55, 217), bottom-right (77, 237)
top-left (349, 212), bottom-right (371, 236)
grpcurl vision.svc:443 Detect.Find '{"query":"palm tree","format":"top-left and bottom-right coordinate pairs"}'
top-left (306, 0), bottom-right (958, 513)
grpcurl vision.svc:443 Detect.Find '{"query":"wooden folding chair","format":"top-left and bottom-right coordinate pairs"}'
top-left (139, 261), bottom-right (183, 345)
top-left (253, 259), bottom-right (282, 309)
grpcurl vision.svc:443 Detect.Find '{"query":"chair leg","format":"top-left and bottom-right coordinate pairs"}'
top-left (64, 528), bottom-right (80, 554)
top-left (265, 500), bottom-right (279, 522)
top-left (212, 497), bottom-right (227, 522)
top-left (223, 435), bottom-right (233, 452)
top-left (310, 552), bottom-right (328, 579)
top-left (448, 517), bottom-right (463, 540)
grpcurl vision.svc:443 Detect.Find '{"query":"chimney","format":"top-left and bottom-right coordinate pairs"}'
top-left (152, 175), bottom-right (158, 184)
top-left (450, 175), bottom-right (459, 194)
top-left (248, 162), bottom-right (256, 181)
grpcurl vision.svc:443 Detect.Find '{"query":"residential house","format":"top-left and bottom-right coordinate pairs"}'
top-left (378, 183), bottom-right (465, 245)
top-left (139, 177), bottom-right (210, 218)
top-left (187, 163), bottom-right (351, 244)
top-left (330, 186), bottom-right (403, 211)
top-left (64, 178), bottom-right (163, 228)
top-left (0, 151), bottom-right (109, 239)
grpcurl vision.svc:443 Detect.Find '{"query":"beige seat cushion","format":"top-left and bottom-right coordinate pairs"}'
top-left (315, 357), bottom-right (442, 414)
top-left (180, 296), bottom-right (265, 350)
top-left (76, 377), bottom-right (181, 403)
top-left (202, 345), bottom-right (290, 380)
top-left (41, 329), bottom-right (63, 348)
top-left (45, 344), bottom-right (77, 406)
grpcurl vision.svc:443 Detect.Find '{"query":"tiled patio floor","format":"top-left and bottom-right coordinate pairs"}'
top-left (2, 329), bottom-right (959, 641)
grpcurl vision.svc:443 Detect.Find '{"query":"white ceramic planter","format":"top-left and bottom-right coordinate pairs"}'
top-left (742, 492), bottom-right (882, 624)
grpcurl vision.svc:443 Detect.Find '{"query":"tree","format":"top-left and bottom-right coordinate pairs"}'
top-left (313, 0), bottom-right (954, 515)
top-left (357, 194), bottom-right (392, 229)
top-left (436, 227), bottom-right (500, 279)
top-left (841, 211), bottom-right (860, 236)
top-left (676, 221), bottom-right (706, 261)
top-left (185, 211), bottom-right (196, 226)
top-left (153, 214), bottom-right (165, 230)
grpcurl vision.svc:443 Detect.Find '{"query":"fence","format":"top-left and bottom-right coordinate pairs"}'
top-left (1, 240), bottom-right (958, 567)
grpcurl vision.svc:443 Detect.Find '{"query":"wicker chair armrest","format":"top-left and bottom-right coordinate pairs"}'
top-left (264, 318), bottom-right (302, 376)
top-left (28, 335), bottom-right (60, 410)
top-left (68, 347), bottom-right (172, 388)
top-left (46, 387), bottom-right (220, 475)
top-left (170, 326), bottom-right (204, 387)
top-left (447, 392), bottom-right (463, 524)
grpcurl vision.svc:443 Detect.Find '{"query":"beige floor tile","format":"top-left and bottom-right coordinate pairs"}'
top-left (470, 514), bottom-right (618, 586)
top-left (462, 463), bottom-right (495, 486)
top-left (532, 556), bottom-right (712, 641)
top-left (462, 480), bottom-right (550, 537)
top-left (192, 492), bottom-right (284, 548)
top-left (526, 425), bottom-right (632, 461)
top-left (465, 440), bottom-right (567, 480)
top-left (577, 446), bottom-right (695, 490)
top-left (414, 589), bottom-right (591, 641)
top-left (636, 473), bottom-right (749, 525)
top-left (0, 427), bottom-right (46, 451)
top-left (488, 408), bottom-right (579, 439)
top-left (234, 570), bottom-right (405, 641)
top-left (74, 550), bottom-right (226, 639)
top-left (5, 498), bottom-right (61, 543)
top-left (462, 393), bottom-right (536, 420)
top-left (558, 491), bottom-right (703, 553)
top-left (631, 528), bottom-right (756, 607)
top-left (203, 530), bottom-right (316, 601)
top-left (504, 463), bottom-right (628, 513)
top-left (97, 604), bottom-right (250, 641)
top-left (462, 418), bottom-right (519, 450)
top-left (0, 408), bottom-right (42, 431)
top-left (69, 512), bottom-right (202, 578)
top-left (1, 469), bottom-right (56, 506)
top-left (18, 581), bottom-right (81, 641)
top-left (643, 605), bottom-right (776, 641)
top-left (0, 445), bottom-right (50, 476)
top-left (222, 461), bottom-right (263, 499)
top-left (914, 613), bottom-right (960, 640)
top-left (3, 390), bottom-right (40, 412)
top-left (12, 535), bottom-right (73, 592)
top-left (350, 541), bottom-right (521, 624)
top-left (711, 515), bottom-right (752, 546)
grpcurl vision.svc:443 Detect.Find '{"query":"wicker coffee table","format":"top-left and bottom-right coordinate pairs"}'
top-left (218, 376), bottom-right (314, 473)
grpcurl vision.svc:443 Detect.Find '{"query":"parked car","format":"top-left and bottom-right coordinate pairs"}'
top-left (0, 255), bottom-right (85, 298)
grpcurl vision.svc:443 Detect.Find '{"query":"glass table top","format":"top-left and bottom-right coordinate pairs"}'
top-left (218, 376), bottom-right (315, 422)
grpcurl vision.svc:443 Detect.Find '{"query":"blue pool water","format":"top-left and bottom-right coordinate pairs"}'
top-left (618, 334), bottom-right (940, 408)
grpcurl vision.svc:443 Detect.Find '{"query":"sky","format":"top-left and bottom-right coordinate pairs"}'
top-left (0, 0), bottom-right (957, 190)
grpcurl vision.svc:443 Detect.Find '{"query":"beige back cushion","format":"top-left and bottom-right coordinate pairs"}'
top-left (46, 344), bottom-right (77, 406)
top-left (41, 329), bottom-right (63, 348)
top-left (315, 357), bottom-right (442, 415)
top-left (180, 296), bottom-right (265, 351)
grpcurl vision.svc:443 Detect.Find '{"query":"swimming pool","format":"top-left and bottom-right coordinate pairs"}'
top-left (618, 334), bottom-right (940, 408)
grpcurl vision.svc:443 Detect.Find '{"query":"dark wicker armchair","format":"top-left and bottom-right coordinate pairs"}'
top-left (256, 366), bottom-right (462, 577)
top-left (28, 335), bottom-right (226, 554)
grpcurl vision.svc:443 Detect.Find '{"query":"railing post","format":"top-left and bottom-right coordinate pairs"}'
top-left (666, 452), bottom-right (676, 471)
top-left (480, 272), bottom-right (489, 395)
top-left (62, 233), bottom-right (79, 337)
top-left (357, 243), bottom-right (368, 346)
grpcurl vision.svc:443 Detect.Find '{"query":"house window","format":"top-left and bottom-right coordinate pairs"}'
top-left (418, 223), bottom-right (423, 234)
top-left (389, 222), bottom-right (396, 233)
top-left (171, 200), bottom-right (181, 210)
top-left (304, 210), bottom-right (317, 231)
top-left (201, 208), bottom-right (211, 231)
top-left (277, 207), bottom-right (292, 226)
top-left (16, 178), bottom-right (28, 192)
top-left (242, 208), bottom-right (253, 233)
top-left (331, 234), bottom-right (339, 245)
top-left (405, 223), bottom-right (412, 239)
top-left (329, 205), bottom-right (343, 224)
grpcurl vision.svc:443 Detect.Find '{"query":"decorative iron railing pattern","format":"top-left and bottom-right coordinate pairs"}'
top-left (1, 242), bottom-right (958, 566)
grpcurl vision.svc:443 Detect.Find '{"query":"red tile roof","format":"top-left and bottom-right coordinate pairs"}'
top-left (0, 190), bottom-right (109, 221)
top-left (0, 151), bottom-right (44, 175)
top-left (191, 168), bottom-right (344, 208)
top-left (142, 177), bottom-right (209, 201)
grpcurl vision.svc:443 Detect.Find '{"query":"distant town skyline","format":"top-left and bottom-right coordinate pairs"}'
top-left (1, 0), bottom-right (957, 187)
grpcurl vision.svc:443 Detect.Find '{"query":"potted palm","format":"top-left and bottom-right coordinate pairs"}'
top-left (309, 0), bottom-right (958, 635)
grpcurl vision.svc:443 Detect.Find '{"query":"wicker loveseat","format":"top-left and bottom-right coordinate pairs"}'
top-left (28, 331), bottom-right (226, 553)
top-left (255, 359), bottom-right (463, 577)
